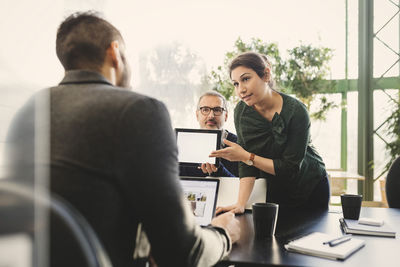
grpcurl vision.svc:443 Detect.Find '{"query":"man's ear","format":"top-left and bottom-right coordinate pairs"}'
top-left (108, 40), bottom-right (121, 68)
top-left (224, 111), bottom-right (228, 122)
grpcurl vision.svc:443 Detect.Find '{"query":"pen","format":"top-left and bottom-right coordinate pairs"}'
top-left (323, 235), bottom-right (352, 247)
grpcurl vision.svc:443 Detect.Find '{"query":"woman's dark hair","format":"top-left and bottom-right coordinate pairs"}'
top-left (56, 11), bottom-right (123, 71)
top-left (229, 51), bottom-right (274, 89)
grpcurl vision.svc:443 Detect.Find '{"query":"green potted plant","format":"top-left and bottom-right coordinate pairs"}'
top-left (208, 37), bottom-right (337, 120)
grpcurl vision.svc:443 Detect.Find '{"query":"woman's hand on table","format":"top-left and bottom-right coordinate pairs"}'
top-left (216, 203), bottom-right (245, 215)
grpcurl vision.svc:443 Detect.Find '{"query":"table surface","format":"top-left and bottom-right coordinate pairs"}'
top-left (328, 171), bottom-right (365, 180)
top-left (219, 206), bottom-right (400, 267)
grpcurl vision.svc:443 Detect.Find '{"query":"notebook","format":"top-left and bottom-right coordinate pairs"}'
top-left (175, 128), bottom-right (222, 167)
top-left (180, 178), bottom-right (219, 226)
top-left (285, 232), bottom-right (365, 260)
top-left (339, 218), bottom-right (396, 238)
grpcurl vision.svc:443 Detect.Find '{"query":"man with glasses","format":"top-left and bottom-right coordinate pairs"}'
top-left (180, 91), bottom-right (239, 177)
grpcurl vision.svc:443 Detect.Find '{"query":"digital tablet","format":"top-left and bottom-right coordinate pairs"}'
top-left (175, 128), bottom-right (222, 167)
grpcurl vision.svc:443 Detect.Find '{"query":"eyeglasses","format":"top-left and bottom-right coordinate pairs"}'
top-left (198, 106), bottom-right (225, 116)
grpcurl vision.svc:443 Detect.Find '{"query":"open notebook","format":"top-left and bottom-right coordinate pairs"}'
top-left (285, 232), bottom-right (365, 260)
top-left (340, 218), bottom-right (396, 237)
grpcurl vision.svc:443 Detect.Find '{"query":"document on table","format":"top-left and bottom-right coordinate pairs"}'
top-left (340, 218), bottom-right (396, 238)
top-left (285, 232), bottom-right (365, 260)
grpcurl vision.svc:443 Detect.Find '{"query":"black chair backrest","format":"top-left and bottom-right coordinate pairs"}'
top-left (386, 156), bottom-right (400, 208)
top-left (0, 180), bottom-right (112, 267)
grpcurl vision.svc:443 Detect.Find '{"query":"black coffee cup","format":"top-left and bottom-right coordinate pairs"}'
top-left (252, 202), bottom-right (279, 238)
top-left (341, 194), bottom-right (362, 220)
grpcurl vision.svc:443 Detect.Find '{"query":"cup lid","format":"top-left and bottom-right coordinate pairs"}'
top-left (252, 202), bottom-right (279, 207)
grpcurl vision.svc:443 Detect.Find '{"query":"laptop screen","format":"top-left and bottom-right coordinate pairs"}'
top-left (180, 178), bottom-right (219, 226)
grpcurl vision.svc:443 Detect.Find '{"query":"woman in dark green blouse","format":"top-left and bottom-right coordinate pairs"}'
top-left (211, 52), bottom-right (330, 214)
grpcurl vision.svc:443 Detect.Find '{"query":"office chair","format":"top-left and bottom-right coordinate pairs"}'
top-left (0, 179), bottom-right (112, 267)
top-left (386, 156), bottom-right (400, 208)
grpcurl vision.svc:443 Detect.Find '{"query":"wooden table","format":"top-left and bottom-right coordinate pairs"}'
top-left (328, 170), bottom-right (365, 181)
top-left (327, 170), bottom-right (365, 199)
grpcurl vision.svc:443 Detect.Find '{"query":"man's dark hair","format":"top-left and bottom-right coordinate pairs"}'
top-left (56, 11), bottom-right (123, 71)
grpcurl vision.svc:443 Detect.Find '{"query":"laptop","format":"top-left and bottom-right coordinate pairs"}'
top-left (180, 178), bottom-right (220, 226)
top-left (180, 177), bottom-right (267, 211)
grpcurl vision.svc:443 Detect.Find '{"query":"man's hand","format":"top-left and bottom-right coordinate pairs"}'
top-left (199, 162), bottom-right (218, 175)
top-left (211, 212), bottom-right (241, 243)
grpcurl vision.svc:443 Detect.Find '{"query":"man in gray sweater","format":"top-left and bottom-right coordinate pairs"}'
top-left (6, 11), bottom-right (239, 267)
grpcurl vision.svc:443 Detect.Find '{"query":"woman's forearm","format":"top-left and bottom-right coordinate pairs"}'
top-left (237, 177), bottom-right (256, 207)
top-left (209, 140), bottom-right (276, 176)
top-left (250, 153), bottom-right (276, 175)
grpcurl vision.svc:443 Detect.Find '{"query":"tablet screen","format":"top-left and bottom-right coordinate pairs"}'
top-left (175, 128), bottom-right (221, 166)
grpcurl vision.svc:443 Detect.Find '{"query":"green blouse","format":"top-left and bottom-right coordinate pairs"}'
top-left (234, 92), bottom-right (326, 207)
